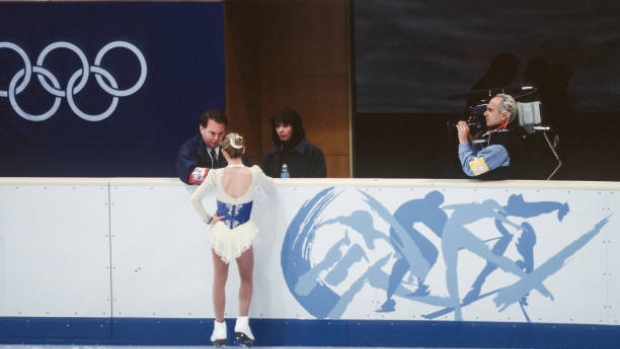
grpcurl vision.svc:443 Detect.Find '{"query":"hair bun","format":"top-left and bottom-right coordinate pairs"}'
top-left (230, 134), bottom-right (244, 149)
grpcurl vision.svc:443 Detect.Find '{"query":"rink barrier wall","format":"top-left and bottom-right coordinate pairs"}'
top-left (0, 177), bottom-right (619, 348)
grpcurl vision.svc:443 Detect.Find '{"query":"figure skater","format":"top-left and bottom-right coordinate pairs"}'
top-left (191, 132), bottom-right (272, 346)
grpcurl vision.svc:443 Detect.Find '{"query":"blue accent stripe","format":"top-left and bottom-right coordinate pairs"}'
top-left (1, 317), bottom-right (619, 348)
top-left (0, 317), bottom-right (111, 341)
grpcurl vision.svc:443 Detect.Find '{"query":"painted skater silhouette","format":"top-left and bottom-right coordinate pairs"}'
top-left (377, 191), bottom-right (448, 312)
top-left (441, 199), bottom-right (553, 320)
top-left (358, 190), bottom-right (451, 312)
top-left (320, 210), bottom-right (388, 250)
top-left (462, 194), bottom-right (569, 305)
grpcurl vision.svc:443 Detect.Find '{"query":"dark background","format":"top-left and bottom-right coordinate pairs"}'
top-left (3, 1), bottom-right (619, 181)
top-left (353, 0), bottom-right (620, 180)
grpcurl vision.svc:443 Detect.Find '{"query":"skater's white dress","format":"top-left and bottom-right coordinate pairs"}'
top-left (191, 165), bottom-right (271, 264)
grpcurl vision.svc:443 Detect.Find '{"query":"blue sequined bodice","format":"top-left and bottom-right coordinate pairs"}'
top-left (216, 200), bottom-right (253, 229)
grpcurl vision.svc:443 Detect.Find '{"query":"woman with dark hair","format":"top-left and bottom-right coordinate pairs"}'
top-left (261, 107), bottom-right (327, 178)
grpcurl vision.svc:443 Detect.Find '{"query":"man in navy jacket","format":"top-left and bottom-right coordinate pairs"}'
top-left (176, 109), bottom-right (249, 184)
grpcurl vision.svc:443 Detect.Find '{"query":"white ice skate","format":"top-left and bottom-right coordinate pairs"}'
top-left (234, 316), bottom-right (254, 347)
top-left (211, 319), bottom-right (227, 347)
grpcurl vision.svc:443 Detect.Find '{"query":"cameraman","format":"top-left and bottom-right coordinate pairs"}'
top-left (456, 93), bottom-right (526, 179)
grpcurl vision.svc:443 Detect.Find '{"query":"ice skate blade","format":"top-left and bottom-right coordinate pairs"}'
top-left (235, 332), bottom-right (254, 347)
top-left (212, 338), bottom-right (227, 347)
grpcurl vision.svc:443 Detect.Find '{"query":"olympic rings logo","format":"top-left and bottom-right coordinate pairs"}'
top-left (1, 41), bottom-right (147, 122)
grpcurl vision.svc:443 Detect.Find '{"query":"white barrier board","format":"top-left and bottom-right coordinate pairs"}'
top-left (0, 178), bottom-right (618, 326)
top-left (0, 184), bottom-right (111, 317)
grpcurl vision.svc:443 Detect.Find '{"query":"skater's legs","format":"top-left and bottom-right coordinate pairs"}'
top-left (212, 249), bottom-right (230, 322)
top-left (236, 247), bottom-right (254, 317)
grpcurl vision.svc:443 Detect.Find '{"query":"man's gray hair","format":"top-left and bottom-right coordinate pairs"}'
top-left (495, 93), bottom-right (518, 122)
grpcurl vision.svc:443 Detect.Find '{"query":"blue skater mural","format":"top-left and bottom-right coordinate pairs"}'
top-left (281, 187), bottom-right (611, 323)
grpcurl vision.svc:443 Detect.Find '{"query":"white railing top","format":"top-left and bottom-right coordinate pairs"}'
top-left (1, 177), bottom-right (619, 190)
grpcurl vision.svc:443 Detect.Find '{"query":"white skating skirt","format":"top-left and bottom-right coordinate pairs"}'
top-left (209, 220), bottom-right (258, 264)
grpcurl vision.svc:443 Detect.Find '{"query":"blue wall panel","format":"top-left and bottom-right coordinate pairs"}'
top-left (0, 2), bottom-right (225, 177)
